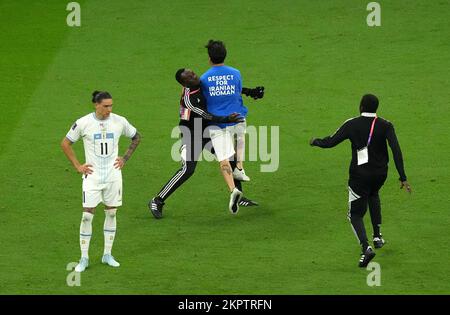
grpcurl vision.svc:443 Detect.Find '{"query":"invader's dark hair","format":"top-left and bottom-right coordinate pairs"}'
top-left (360, 94), bottom-right (379, 113)
top-left (205, 39), bottom-right (227, 64)
top-left (175, 68), bottom-right (185, 85)
top-left (92, 91), bottom-right (112, 103)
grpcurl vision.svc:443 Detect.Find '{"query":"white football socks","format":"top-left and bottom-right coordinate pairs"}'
top-left (103, 208), bottom-right (117, 255)
top-left (79, 212), bottom-right (94, 259)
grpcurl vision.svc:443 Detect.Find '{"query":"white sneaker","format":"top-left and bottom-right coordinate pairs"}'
top-left (101, 254), bottom-right (120, 267)
top-left (75, 257), bottom-right (89, 272)
top-left (233, 168), bottom-right (250, 181)
top-left (229, 188), bottom-right (243, 215)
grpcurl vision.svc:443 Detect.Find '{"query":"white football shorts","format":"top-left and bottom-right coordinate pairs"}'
top-left (82, 177), bottom-right (123, 208)
top-left (209, 126), bottom-right (235, 162)
top-left (232, 121), bottom-right (247, 138)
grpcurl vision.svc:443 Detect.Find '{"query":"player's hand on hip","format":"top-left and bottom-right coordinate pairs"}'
top-left (114, 157), bottom-right (125, 169)
top-left (400, 181), bottom-right (412, 193)
top-left (77, 164), bottom-right (93, 175)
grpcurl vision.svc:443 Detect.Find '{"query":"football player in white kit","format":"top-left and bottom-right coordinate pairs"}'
top-left (61, 91), bottom-right (141, 272)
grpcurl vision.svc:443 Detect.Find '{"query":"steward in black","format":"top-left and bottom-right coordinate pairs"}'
top-left (311, 112), bottom-right (406, 182)
top-left (310, 94), bottom-right (411, 268)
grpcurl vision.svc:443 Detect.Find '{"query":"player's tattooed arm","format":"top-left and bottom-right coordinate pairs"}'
top-left (123, 132), bottom-right (141, 162)
top-left (115, 132), bottom-right (141, 169)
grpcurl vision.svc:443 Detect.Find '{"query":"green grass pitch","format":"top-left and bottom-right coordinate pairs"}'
top-left (0, 0), bottom-right (449, 294)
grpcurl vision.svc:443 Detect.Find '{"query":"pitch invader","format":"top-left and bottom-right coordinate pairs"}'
top-left (61, 91), bottom-right (141, 272)
top-left (149, 69), bottom-right (263, 218)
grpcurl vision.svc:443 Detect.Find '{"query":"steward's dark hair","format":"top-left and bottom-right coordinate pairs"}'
top-left (360, 94), bottom-right (379, 113)
top-left (205, 39), bottom-right (227, 64)
top-left (92, 91), bottom-right (112, 103)
top-left (175, 68), bottom-right (185, 85)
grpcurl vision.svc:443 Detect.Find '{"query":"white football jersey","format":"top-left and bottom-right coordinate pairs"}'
top-left (66, 112), bottom-right (137, 183)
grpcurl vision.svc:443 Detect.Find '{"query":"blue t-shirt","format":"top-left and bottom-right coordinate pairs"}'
top-left (200, 65), bottom-right (248, 128)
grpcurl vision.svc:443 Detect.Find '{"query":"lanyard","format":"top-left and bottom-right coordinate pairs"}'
top-left (367, 117), bottom-right (377, 146)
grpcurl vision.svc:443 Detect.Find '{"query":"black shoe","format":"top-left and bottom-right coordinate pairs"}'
top-left (149, 197), bottom-right (164, 219)
top-left (238, 197), bottom-right (259, 207)
top-left (373, 236), bottom-right (386, 249)
top-left (359, 246), bottom-right (376, 268)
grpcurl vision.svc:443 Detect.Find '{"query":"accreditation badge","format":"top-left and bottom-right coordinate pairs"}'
top-left (180, 107), bottom-right (191, 121)
top-left (357, 146), bottom-right (369, 165)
